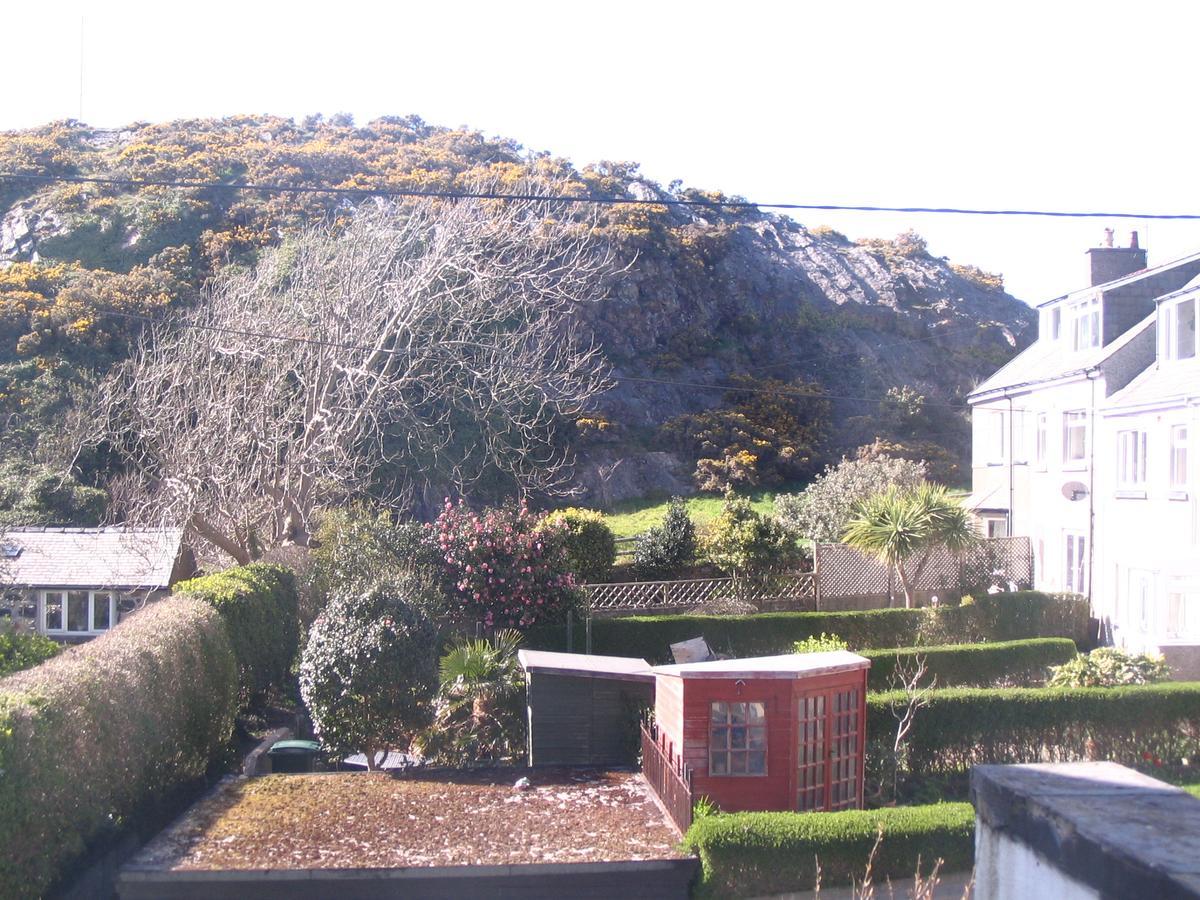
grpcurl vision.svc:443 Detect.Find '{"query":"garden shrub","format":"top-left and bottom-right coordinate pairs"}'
top-left (792, 632), bottom-right (848, 654)
top-left (0, 597), bottom-right (237, 898)
top-left (632, 497), bottom-right (696, 580)
top-left (1048, 646), bottom-right (1170, 687)
top-left (542, 507), bottom-right (616, 582)
top-left (683, 802), bottom-right (974, 897)
top-left (863, 638), bottom-right (1078, 690)
top-left (578, 592), bottom-right (1089, 663)
top-left (299, 582), bottom-right (439, 768)
top-left (428, 499), bottom-right (581, 629)
top-left (867, 682), bottom-right (1200, 786)
top-left (0, 626), bottom-right (61, 676)
top-left (775, 455), bottom-right (927, 543)
top-left (701, 492), bottom-right (805, 577)
top-left (174, 562), bottom-right (299, 700)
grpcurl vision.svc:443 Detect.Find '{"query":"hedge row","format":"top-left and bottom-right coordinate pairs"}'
top-left (867, 682), bottom-right (1200, 782)
top-left (0, 598), bottom-right (238, 898)
top-left (682, 803), bottom-right (974, 898)
top-left (862, 638), bottom-right (1078, 690)
top-left (584, 592), bottom-right (1089, 662)
top-left (174, 563), bottom-right (299, 699)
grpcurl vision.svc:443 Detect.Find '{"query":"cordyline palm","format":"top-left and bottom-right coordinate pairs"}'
top-left (842, 484), bottom-right (977, 609)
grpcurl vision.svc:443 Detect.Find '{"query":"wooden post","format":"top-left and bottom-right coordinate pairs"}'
top-left (586, 614), bottom-right (592, 655)
top-left (566, 610), bottom-right (573, 653)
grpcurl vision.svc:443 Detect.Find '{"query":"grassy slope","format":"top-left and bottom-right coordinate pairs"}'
top-left (592, 492), bottom-right (778, 539)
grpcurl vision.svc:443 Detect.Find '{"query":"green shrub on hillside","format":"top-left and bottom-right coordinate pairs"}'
top-left (683, 803), bottom-right (974, 897)
top-left (702, 492), bottom-right (804, 577)
top-left (174, 563), bottom-right (299, 701)
top-left (542, 508), bottom-right (617, 582)
top-left (0, 598), bottom-right (238, 898)
top-left (632, 497), bottom-right (696, 580)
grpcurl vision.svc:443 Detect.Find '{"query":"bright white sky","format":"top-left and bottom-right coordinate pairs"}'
top-left (6, 0), bottom-right (1200, 305)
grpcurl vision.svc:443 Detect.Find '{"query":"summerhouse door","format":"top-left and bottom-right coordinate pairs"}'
top-left (796, 685), bottom-right (862, 812)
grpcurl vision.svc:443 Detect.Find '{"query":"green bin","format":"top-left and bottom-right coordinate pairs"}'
top-left (267, 739), bottom-right (321, 773)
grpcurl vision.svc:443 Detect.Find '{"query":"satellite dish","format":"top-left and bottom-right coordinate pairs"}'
top-left (1062, 481), bottom-right (1088, 501)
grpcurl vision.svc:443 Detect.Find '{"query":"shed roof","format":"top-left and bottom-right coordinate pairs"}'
top-left (0, 527), bottom-right (184, 590)
top-left (517, 649), bottom-right (655, 683)
top-left (653, 651), bottom-right (870, 680)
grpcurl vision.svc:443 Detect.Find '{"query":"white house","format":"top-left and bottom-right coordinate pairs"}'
top-left (1094, 276), bottom-right (1199, 674)
top-left (966, 235), bottom-right (1200, 607)
top-left (0, 527), bottom-right (193, 641)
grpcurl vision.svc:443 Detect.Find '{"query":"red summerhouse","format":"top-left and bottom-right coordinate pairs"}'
top-left (652, 652), bottom-right (870, 813)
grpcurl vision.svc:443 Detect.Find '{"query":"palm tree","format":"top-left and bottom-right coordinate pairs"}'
top-left (842, 484), bottom-right (977, 609)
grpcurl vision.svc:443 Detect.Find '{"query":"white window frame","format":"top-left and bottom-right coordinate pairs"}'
top-left (709, 701), bottom-right (767, 777)
top-left (1128, 569), bottom-right (1153, 635)
top-left (1170, 424), bottom-right (1189, 493)
top-left (1062, 410), bottom-right (1088, 467)
top-left (1070, 297), bottom-right (1101, 351)
top-left (985, 516), bottom-right (1009, 539)
top-left (1161, 297), bottom-right (1198, 362)
top-left (1065, 532), bottom-right (1087, 595)
top-left (1034, 412), bottom-right (1047, 469)
top-left (40, 589), bottom-right (118, 635)
top-left (1167, 578), bottom-right (1200, 640)
top-left (1050, 307), bottom-right (1062, 341)
top-left (1116, 430), bottom-right (1147, 491)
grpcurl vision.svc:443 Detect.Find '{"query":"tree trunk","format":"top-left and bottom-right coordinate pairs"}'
top-left (896, 562), bottom-right (915, 609)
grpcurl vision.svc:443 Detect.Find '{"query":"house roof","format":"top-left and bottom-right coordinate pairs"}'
top-left (0, 527), bottom-right (185, 590)
top-left (652, 651), bottom-right (870, 680)
top-left (517, 649), bottom-right (655, 683)
top-left (969, 313), bottom-right (1154, 401)
top-left (1033, 248), bottom-right (1200, 309)
top-left (1104, 358), bottom-right (1200, 412)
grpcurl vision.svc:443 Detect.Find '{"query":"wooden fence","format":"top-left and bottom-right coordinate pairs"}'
top-left (585, 573), bottom-right (817, 614)
top-left (640, 721), bottom-right (693, 835)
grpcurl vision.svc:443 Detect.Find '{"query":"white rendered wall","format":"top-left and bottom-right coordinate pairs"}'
top-left (974, 825), bottom-right (1098, 900)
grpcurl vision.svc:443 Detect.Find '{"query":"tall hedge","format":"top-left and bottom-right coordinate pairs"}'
top-left (0, 598), bottom-right (238, 898)
top-left (174, 562), bottom-right (299, 699)
top-left (683, 803), bottom-right (974, 897)
top-left (581, 592), bottom-right (1088, 662)
top-left (862, 638), bottom-right (1078, 690)
top-left (867, 682), bottom-right (1200, 782)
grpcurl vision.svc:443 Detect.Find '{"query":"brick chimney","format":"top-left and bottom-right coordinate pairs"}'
top-left (1087, 230), bottom-right (1147, 286)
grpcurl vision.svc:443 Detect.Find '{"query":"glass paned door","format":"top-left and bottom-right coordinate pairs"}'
top-left (797, 686), bottom-right (861, 811)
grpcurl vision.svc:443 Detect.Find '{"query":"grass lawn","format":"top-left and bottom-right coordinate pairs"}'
top-left (592, 491), bottom-right (780, 539)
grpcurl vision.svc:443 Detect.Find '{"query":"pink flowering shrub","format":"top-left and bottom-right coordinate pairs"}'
top-left (428, 499), bottom-right (580, 629)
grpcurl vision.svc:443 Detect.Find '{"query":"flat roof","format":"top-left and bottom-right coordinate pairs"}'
top-left (652, 651), bottom-right (870, 680)
top-left (517, 649), bottom-right (655, 683)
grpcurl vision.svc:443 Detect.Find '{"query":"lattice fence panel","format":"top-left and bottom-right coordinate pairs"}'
top-left (585, 574), bottom-right (817, 613)
top-left (815, 544), bottom-right (890, 597)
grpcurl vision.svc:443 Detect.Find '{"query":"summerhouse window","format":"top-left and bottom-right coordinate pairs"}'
top-left (709, 701), bottom-right (766, 776)
top-left (41, 590), bottom-right (118, 635)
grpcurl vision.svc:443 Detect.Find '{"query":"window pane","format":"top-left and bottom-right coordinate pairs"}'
top-left (730, 753), bottom-right (747, 774)
top-left (710, 752), bottom-right (727, 775)
top-left (1177, 300), bottom-right (1196, 360)
top-left (93, 592), bottom-right (112, 630)
top-left (747, 703), bottom-right (765, 723)
top-left (747, 751), bottom-right (766, 774)
top-left (749, 728), bottom-right (766, 750)
top-left (729, 704), bottom-right (747, 725)
top-left (44, 592), bottom-right (64, 631)
top-left (710, 726), bottom-right (728, 749)
top-left (67, 591), bottom-right (89, 631)
top-left (730, 727), bottom-right (747, 749)
top-left (711, 702), bottom-right (727, 723)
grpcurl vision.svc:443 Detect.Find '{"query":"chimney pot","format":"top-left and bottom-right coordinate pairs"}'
top-left (1104, 228), bottom-right (1114, 248)
top-left (1130, 231), bottom-right (1140, 250)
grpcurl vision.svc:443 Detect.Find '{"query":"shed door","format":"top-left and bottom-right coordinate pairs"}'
top-left (796, 685), bottom-right (862, 812)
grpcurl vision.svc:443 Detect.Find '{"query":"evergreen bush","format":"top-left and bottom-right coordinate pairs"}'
top-left (541, 508), bottom-right (616, 582)
top-left (0, 626), bottom-right (61, 677)
top-left (632, 497), bottom-right (696, 580)
top-left (1048, 646), bottom-right (1170, 688)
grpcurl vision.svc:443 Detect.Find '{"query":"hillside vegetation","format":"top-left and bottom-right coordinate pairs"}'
top-left (0, 115), bottom-right (1035, 519)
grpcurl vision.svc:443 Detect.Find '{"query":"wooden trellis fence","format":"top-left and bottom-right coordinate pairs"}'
top-left (584, 573), bottom-right (818, 614)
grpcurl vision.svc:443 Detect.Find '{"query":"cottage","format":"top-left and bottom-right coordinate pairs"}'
top-left (651, 652), bottom-right (870, 813)
top-left (0, 527), bottom-right (193, 640)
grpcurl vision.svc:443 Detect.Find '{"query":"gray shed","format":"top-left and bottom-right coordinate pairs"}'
top-left (518, 649), bottom-right (656, 767)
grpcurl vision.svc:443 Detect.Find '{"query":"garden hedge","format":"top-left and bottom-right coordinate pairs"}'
top-left (863, 638), bottom-right (1078, 690)
top-left (582, 592), bottom-right (1088, 662)
top-left (867, 682), bottom-right (1200, 782)
top-left (0, 597), bottom-right (238, 898)
top-left (174, 562), bottom-right (299, 699)
top-left (682, 802), bottom-right (974, 897)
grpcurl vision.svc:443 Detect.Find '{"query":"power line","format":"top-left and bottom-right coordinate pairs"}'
top-left (3, 171), bottom-right (1199, 220)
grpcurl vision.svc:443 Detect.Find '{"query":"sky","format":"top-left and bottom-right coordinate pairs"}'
top-left (5, 0), bottom-right (1200, 305)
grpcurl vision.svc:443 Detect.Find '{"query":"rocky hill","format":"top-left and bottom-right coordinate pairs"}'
top-left (0, 116), bottom-right (1034, 506)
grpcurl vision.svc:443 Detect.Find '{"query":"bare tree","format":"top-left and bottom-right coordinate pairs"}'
top-left (98, 188), bottom-right (615, 564)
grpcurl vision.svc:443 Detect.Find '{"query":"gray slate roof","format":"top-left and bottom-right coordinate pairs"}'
top-left (0, 527), bottom-right (184, 590)
top-left (1105, 358), bottom-right (1200, 412)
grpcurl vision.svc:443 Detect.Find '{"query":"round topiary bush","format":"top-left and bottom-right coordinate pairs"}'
top-left (633, 497), bottom-right (696, 580)
top-left (299, 583), bottom-right (438, 769)
top-left (541, 508), bottom-right (616, 582)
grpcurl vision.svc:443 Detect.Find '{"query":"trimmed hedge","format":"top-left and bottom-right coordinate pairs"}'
top-left (682, 803), bottom-right (974, 898)
top-left (863, 638), bottom-right (1078, 690)
top-left (174, 562), bottom-right (299, 699)
top-left (582, 592), bottom-right (1088, 662)
top-left (867, 682), bottom-right (1200, 782)
top-left (0, 597), bottom-right (238, 898)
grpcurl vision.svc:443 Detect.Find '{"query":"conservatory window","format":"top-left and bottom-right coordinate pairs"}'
top-left (709, 701), bottom-right (767, 776)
